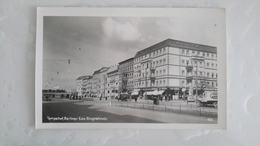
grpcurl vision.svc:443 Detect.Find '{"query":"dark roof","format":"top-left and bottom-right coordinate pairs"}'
top-left (76, 75), bottom-right (92, 80)
top-left (107, 69), bottom-right (118, 75)
top-left (118, 57), bottom-right (134, 65)
top-left (134, 39), bottom-right (217, 58)
top-left (92, 67), bottom-right (108, 75)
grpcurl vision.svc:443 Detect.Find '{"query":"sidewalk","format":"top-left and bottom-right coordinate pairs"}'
top-left (108, 98), bottom-right (217, 118)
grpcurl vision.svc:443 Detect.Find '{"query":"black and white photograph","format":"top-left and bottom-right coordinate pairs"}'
top-left (36, 8), bottom-right (226, 129)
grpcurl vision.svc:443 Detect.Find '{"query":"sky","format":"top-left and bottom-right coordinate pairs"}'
top-left (43, 14), bottom-right (219, 92)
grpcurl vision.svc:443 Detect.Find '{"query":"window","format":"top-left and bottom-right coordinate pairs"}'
top-left (212, 63), bottom-right (214, 68)
top-left (207, 72), bottom-right (210, 77)
top-left (186, 60), bottom-right (189, 65)
top-left (163, 69), bottom-right (166, 74)
top-left (187, 50), bottom-right (189, 56)
top-left (203, 52), bottom-right (205, 56)
top-left (182, 70), bottom-right (185, 75)
top-left (212, 73), bottom-right (214, 78)
top-left (163, 48), bottom-right (166, 53)
top-left (163, 80), bottom-right (166, 85)
top-left (156, 60), bottom-right (158, 66)
top-left (163, 58), bottom-right (166, 64)
top-left (160, 80), bottom-right (162, 85)
top-left (182, 60), bottom-right (185, 65)
top-left (207, 62), bottom-right (209, 67)
top-left (160, 70), bottom-right (162, 75)
top-left (182, 49), bottom-right (185, 55)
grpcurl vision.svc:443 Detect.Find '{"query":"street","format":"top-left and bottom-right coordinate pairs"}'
top-left (43, 98), bottom-right (217, 123)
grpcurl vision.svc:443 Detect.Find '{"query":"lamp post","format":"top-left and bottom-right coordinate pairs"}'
top-left (191, 54), bottom-right (204, 101)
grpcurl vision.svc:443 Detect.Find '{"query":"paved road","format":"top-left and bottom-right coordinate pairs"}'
top-left (43, 98), bottom-right (217, 124)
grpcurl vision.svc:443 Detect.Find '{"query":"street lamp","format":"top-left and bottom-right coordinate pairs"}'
top-left (191, 54), bottom-right (204, 101)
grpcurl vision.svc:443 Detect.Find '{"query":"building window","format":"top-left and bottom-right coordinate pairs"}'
top-left (216, 82), bottom-right (218, 86)
top-left (163, 58), bottom-right (166, 64)
top-left (182, 70), bottom-right (185, 75)
top-left (203, 52), bottom-right (205, 56)
top-left (186, 60), bottom-right (190, 65)
top-left (212, 63), bottom-right (214, 68)
top-left (163, 48), bottom-right (166, 53)
top-left (160, 70), bottom-right (162, 75)
top-left (163, 69), bottom-right (166, 74)
top-left (212, 73), bottom-right (214, 78)
top-left (207, 53), bottom-right (209, 57)
top-left (182, 49), bottom-right (185, 55)
top-left (187, 50), bottom-right (189, 56)
top-left (207, 72), bottom-right (209, 77)
top-left (156, 60), bottom-right (158, 66)
top-left (207, 62), bottom-right (209, 67)
top-left (182, 60), bottom-right (185, 65)
top-left (163, 80), bottom-right (166, 85)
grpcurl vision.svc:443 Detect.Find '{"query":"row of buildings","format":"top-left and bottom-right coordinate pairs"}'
top-left (76, 39), bottom-right (218, 99)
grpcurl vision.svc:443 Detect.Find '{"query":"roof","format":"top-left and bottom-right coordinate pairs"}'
top-left (134, 39), bottom-right (217, 58)
top-left (118, 57), bottom-right (134, 65)
top-left (92, 67), bottom-right (108, 75)
top-left (76, 75), bottom-right (92, 80)
top-left (107, 69), bottom-right (118, 75)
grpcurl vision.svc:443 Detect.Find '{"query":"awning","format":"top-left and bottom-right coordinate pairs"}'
top-left (145, 91), bottom-right (155, 95)
top-left (152, 91), bottom-right (164, 95)
top-left (131, 91), bottom-right (139, 95)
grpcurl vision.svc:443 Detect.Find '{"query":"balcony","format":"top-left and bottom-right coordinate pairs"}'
top-left (150, 77), bottom-right (156, 83)
top-left (150, 67), bottom-right (156, 73)
top-left (186, 76), bottom-right (193, 83)
top-left (185, 66), bottom-right (193, 72)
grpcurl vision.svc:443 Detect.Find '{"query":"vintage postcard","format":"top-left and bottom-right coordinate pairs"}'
top-left (36, 7), bottom-right (226, 129)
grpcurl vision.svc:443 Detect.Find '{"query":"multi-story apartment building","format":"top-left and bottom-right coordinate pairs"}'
top-left (118, 58), bottom-right (134, 93)
top-left (133, 39), bottom-right (217, 95)
top-left (106, 68), bottom-right (120, 99)
top-left (91, 67), bottom-right (109, 98)
top-left (76, 75), bottom-right (92, 97)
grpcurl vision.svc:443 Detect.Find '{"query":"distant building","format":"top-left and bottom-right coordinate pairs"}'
top-left (91, 67), bottom-right (109, 98)
top-left (133, 39), bottom-right (217, 97)
top-left (76, 75), bottom-right (92, 97)
top-left (106, 68), bottom-right (120, 99)
top-left (118, 58), bottom-right (134, 93)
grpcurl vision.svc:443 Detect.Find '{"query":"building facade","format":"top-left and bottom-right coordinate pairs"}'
top-left (106, 68), bottom-right (120, 99)
top-left (133, 39), bottom-right (217, 95)
top-left (91, 67), bottom-right (109, 98)
top-left (118, 58), bottom-right (134, 93)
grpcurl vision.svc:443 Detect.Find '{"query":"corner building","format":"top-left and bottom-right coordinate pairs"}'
top-left (133, 39), bottom-right (217, 93)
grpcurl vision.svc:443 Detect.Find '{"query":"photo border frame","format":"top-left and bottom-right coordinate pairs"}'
top-left (36, 7), bottom-right (227, 129)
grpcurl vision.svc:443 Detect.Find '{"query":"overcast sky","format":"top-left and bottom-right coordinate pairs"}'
top-left (43, 15), bottom-right (219, 91)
